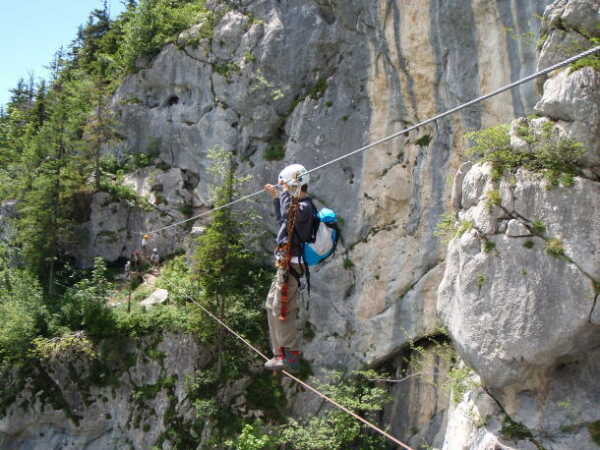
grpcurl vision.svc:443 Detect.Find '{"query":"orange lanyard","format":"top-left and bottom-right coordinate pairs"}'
top-left (279, 192), bottom-right (300, 320)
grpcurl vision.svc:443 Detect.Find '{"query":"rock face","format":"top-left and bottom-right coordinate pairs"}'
top-left (535, 67), bottom-right (600, 167)
top-left (79, 0), bottom-right (554, 371)
top-left (438, 1), bottom-right (600, 448)
top-left (9, 0), bottom-right (600, 448)
top-left (0, 333), bottom-right (211, 449)
top-left (70, 191), bottom-right (189, 268)
top-left (439, 167), bottom-right (600, 388)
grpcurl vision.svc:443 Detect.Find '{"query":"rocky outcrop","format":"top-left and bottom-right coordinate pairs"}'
top-left (69, 191), bottom-right (189, 268)
top-left (439, 166), bottom-right (600, 388)
top-left (535, 67), bottom-right (600, 167)
top-left (438, 1), bottom-right (600, 448)
top-left (10, 0), bottom-right (600, 448)
top-left (0, 333), bottom-right (211, 449)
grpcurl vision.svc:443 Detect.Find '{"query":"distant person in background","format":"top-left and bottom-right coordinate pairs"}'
top-left (141, 234), bottom-right (150, 261)
top-left (150, 248), bottom-right (160, 267)
top-left (124, 260), bottom-right (131, 279)
top-left (132, 250), bottom-right (142, 270)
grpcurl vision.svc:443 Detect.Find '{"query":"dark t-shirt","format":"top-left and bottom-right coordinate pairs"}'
top-left (273, 191), bottom-right (315, 257)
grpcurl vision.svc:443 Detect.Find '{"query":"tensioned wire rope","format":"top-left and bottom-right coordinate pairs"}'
top-left (187, 296), bottom-right (415, 450)
top-left (139, 45), bottom-right (600, 236)
top-left (134, 45), bottom-right (600, 449)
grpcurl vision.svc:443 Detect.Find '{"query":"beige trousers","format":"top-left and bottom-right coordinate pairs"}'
top-left (265, 264), bottom-right (302, 355)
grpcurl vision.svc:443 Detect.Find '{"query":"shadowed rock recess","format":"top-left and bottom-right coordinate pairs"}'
top-left (5, 0), bottom-right (600, 448)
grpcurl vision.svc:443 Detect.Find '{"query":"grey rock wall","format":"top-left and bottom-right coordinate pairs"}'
top-left (438, 1), bottom-right (600, 448)
top-left (16, 0), bottom-right (600, 448)
top-left (304, 0), bottom-right (551, 375)
top-left (82, 0), bottom-right (554, 445)
top-left (0, 333), bottom-right (211, 449)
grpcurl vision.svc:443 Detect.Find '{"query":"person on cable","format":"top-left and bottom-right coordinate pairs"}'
top-left (263, 164), bottom-right (315, 372)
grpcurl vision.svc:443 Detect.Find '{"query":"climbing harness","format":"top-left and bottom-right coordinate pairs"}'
top-left (188, 297), bottom-right (414, 450)
top-left (137, 45), bottom-right (600, 238)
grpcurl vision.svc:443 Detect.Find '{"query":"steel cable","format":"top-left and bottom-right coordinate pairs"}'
top-left (188, 297), bottom-right (414, 450)
top-left (139, 45), bottom-right (600, 236)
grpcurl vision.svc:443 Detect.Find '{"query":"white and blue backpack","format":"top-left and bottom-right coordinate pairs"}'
top-left (303, 208), bottom-right (338, 266)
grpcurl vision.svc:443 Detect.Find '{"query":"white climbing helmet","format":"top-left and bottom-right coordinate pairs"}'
top-left (278, 164), bottom-right (309, 187)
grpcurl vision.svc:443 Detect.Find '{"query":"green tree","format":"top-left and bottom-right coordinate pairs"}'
top-left (81, 72), bottom-right (122, 191)
top-left (119, 0), bottom-right (207, 73)
top-left (73, 2), bottom-right (112, 71)
top-left (58, 257), bottom-right (116, 339)
top-left (193, 148), bottom-right (255, 375)
top-left (279, 371), bottom-right (391, 450)
top-left (13, 49), bottom-right (89, 293)
top-left (0, 264), bottom-right (49, 363)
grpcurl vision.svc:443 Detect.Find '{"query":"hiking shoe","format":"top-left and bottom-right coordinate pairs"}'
top-left (264, 348), bottom-right (285, 371)
top-left (264, 357), bottom-right (285, 371)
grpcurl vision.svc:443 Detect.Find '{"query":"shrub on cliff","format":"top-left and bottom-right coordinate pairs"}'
top-left (465, 122), bottom-right (585, 184)
top-left (0, 266), bottom-right (49, 363)
top-left (58, 257), bottom-right (117, 339)
top-left (119, 0), bottom-right (208, 73)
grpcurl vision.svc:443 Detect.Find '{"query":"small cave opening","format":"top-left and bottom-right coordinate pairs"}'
top-left (167, 95), bottom-right (180, 106)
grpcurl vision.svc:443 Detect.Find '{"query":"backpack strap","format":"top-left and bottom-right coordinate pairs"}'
top-left (327, 222), bottom-right (340, 255)
top-left (289, 263), bottom-right (304, 283)
top-left (303, 256), bottom-right (311, 297)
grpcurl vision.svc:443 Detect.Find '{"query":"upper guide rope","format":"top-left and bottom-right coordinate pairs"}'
top-left (138, 45), bottom-right (600, 236)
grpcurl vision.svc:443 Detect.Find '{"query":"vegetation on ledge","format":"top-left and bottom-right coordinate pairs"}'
top-left (465, 121), bottom-right (585, 185)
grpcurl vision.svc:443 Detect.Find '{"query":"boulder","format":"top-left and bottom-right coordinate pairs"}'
top-left (439, 164), bottom-right (600, 389)
top-left (141, 289), bottom-right (169, 307)
top-left (535, 68), bottom-right (600, 166)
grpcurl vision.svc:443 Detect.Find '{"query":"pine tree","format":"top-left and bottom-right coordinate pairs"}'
top-left (192, 148), bottom-right (254, 375)
top-left (8, 77), bottom-right (35, 111)
top-left (15, 49), bottom-right (87, 294)
top-left (82, 72), bottom-right (121, 191)
top-left (74, 3), bottom-right (112, 71)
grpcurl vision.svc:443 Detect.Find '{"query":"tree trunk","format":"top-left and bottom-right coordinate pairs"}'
top-left (94, 99), bottom-right (102, 191)
top-left (216, 294), bottom-right (225, 377)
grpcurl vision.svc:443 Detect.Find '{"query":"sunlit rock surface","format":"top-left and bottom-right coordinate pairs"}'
top-left (9, 0), bottom-right (600, 448)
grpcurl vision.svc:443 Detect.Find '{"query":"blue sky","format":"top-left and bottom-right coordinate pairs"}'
top-left (0, 0), bottom-right (126, 108)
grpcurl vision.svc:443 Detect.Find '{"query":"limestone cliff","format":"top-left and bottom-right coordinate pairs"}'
top-left (80, 0), bottom-right (552, 368)
top-left (437, 1), bottom-right (600, 448)
top-left (1, 334), bottom-right (211, 449)
top-left (4, 0), bottom-right (600, 448)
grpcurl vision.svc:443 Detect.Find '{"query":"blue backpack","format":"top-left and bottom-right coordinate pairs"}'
top-left (302, 208), bottom-right (338, 266)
